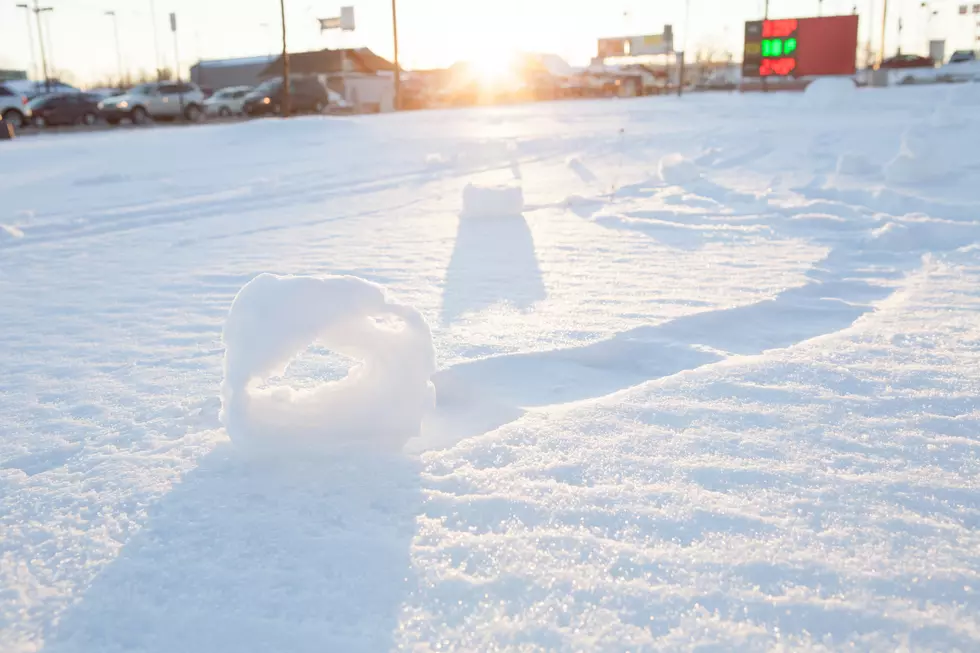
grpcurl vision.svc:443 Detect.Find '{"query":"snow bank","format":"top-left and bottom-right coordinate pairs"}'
top-left (461, 182), bottom-right (524, 218)
top-left (220, 273), bottom-right (436, 454)
top-left (803, 77), bottom-right (856, 109)
top-left (658, 153), bottom-right (701, 185)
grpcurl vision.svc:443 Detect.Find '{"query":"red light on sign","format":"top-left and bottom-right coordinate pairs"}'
top-left (762, 19), bottom-right (798, 38)
top-left (760, 57), bottom-right (797, 76)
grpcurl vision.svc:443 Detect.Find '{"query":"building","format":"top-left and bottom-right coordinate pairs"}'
top-left (190, 55), bottom-right (278, 92)
top-left (259, 48), bottom-right (397, 113)
top-left (0, 70), bottom-right (28, 82)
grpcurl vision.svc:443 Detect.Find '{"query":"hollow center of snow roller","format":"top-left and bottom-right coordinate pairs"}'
top-left (219, 273), bottom-right (437, 454)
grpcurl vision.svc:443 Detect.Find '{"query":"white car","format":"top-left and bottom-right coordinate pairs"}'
top-left (0, 84), bottom-right (32, 126)
top-left (98, 81), bottom-right (206, 125)
top-left (204, 86), bottom-right (253, 117)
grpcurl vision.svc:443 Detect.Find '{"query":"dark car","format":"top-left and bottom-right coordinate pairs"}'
top-left (879, 54), bottom-right (935, 70)
top-left (28, 93), bottom-right (102, 127)
top-left (243, 77), bottom-right (330, 116)
top-left (949, 50), bottom-right (977, 64)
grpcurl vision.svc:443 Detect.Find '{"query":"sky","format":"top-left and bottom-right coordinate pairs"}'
top-left (0, 0), bottom-right (972, 85)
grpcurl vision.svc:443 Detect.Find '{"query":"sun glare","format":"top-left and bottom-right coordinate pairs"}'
top-left (470, 49), bottom-right (518, 86)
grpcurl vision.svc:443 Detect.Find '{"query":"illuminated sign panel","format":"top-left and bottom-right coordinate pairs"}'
top-left (743, 15), bottom-right (858, 79)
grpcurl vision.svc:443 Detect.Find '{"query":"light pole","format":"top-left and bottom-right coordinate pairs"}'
top-left (15, 4), bottom-right (37, 82)
top-left (149, 0), bottom-right (162, 78)
top-left (880, 0), bottom-right (888, 63)
top-left (105, 10), bottom-right (123, 87)
top-left (28, 0), bottom-right (53, 92)
top-left (280, 0), bottom-right (290, 117)
top-left (391, 0), bottom-right (400, 110)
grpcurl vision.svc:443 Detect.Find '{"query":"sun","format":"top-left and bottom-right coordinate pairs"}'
top-left (469, 48), bottom-right (519, 87)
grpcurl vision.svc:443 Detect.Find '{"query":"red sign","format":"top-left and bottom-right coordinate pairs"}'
top-left (743, 14), bottom-right (858, 78)
top-left (761, 57), bottom-right (797, 76)
top-left (762, 19), bottom-right (798, 38)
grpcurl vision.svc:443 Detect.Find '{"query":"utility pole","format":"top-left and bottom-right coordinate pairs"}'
top-left (15, 4), bottom-right (37, 82)
top-left (169, 13), bottom-right (180, 81)
top-left (391, 0), bottom-right (400, 110)
top-left (280, 0), bottom-right (290, 117)
top-left (30, 0), bottom-right (53, 92)
top-left (105, 11), bottom-right (123, 87)
top-left (880, 0), bottom-right (888, 63)
top-left (149, 0), bottom-right (162, 78)
top-left (867, 0), bottom-right (875, 68)
top-left (679, 0), bottom-right (690, 96)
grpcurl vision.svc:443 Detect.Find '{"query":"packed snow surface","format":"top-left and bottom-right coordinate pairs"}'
top-left (460, 182), bottom-right (525, 218)
top-left (3, 86), bottom-right (980, 652)
top-left (220, 273), bottom-right (436, 453)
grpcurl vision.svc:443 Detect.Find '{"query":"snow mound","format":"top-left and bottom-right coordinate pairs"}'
top-left (461, 182), bottom-right (524, 218)
top-left (803, 77), bottom-right (856, 108)
top-left (658, 153), bottom-right (701, 185)
top-left (220, 273), bottom-right (436, 454)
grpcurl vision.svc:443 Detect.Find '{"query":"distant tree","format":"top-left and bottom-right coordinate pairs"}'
top-left (51, 69), bottom-right (77, 85)
top-left (156, 68), bottom-right (173, 81)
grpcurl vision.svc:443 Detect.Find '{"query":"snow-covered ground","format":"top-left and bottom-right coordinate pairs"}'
top-left (2, 85), bottom-right (980, 651)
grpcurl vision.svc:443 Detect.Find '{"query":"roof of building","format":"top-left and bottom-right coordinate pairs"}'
top-left (259, 48), bottom-right (396, 77)
top-left (193, 55), bottom-right (278, 69)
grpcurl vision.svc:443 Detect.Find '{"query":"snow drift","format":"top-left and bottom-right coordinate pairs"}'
top-left (658, 153), bottom-right (701, 185)
top-left (220, 273), bottom-right (436, 454)
top-left (461, 182), bottom-right (524, 218)
top-left (803, 77), bottom-right (856, 109)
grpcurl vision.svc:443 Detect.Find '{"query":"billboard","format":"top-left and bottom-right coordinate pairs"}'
top-left (598, 26), bottom-right (674, 58)
top-left (742, 15), bottom-right (859, 78)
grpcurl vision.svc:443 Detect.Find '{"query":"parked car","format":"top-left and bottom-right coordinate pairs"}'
top-left (242, 77), bottom-right (330, 116)
top-left (949, 50), bottom-right (977, 64)
top-left (28, 92), bottom-right (102, 127)
top-left (0, 84), bottom-right (31, 126)
top-left (879, 54), bottom-right (935, 70)
top-left (98, 82), bottom-right (206, 125)
top-left (2, 79), bottom-right (80, 100)
top-left (204, 85), bottom-right (253, 117)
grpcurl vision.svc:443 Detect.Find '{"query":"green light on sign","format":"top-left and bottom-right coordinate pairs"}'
top-left (761, 37), bottom-right (797, 58)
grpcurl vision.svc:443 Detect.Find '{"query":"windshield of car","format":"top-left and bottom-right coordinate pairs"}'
top-left (252, 79), bottom-right (281, 95)
top-left (129, 84), bottom-right (156, 95)
top-left (27, 94), bottom-right (60, 109)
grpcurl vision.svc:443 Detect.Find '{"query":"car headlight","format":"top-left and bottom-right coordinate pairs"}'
top-left (97, 101), bottom-right (104, 110)
top-left (117, 101), bottom-right (129, 109)
top-left (262, 97), bottom-right (271, 104)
